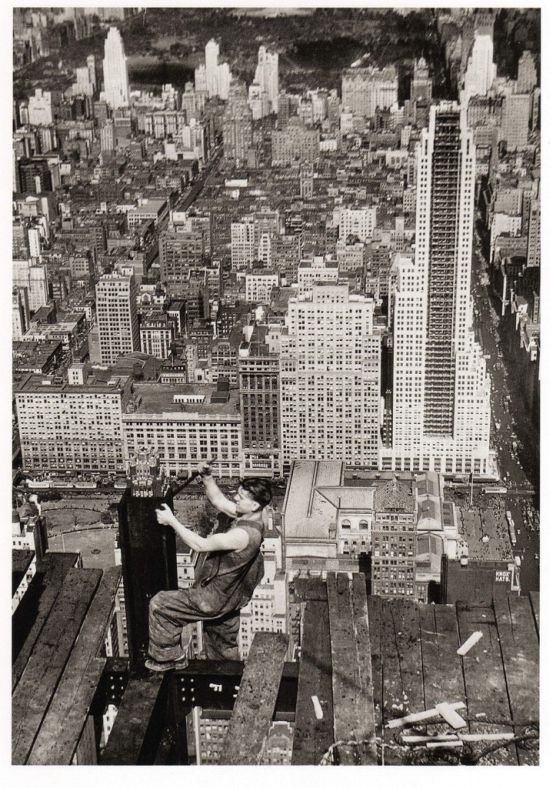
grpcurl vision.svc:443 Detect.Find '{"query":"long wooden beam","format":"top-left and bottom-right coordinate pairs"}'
top-left (12, 552), bottom-right (79, 689)
top-left (219, 632), bottom-right (289, 765)
top-left (100, 674), bottom-right (167, 765)
top-left (291, 596), bottom-right (333, 764)
top-left (326, 573), bottom-right (377, 765)
top-left (28, 567), bottom-right (122, 765)
top-left (12, 568), bottom-right (102, 764)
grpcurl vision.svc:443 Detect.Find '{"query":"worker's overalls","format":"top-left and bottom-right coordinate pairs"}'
top-left (148, 519), bottom-right (264, 662)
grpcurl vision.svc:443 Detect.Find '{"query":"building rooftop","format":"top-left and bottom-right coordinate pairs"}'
top-left (316, 486), bottom-right (375, 511)
top-left (283, 461), bottom-right (344, 540)
top-left (129, 383), bottom-right (240, 416)
top-left (373, 475), bottom-right (416, 512)
top-left (13, 340), bottom-right (62, 373)
top-left (14, 371), bottom-right (131, 395)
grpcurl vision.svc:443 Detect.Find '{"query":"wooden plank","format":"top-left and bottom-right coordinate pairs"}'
top-left (74, 715), bottom-right (99, 765)
top-left (367, 595), bottom-right (383, 737)
top-left (529, 592), bottom-right (539, 637)
top-left (219, 632), bottom-right (289, 765)
top-left (456, 603), bottom-right (517, 765)
top-left (382, 600), bottom-right (422, 723)
top-left (291, 577), bottom-right (328, 601)
top-left (435, 702), bottom-right (467, 729)
top-left (381, 599), bottom-right (403, 725)
top-left (291, 598), bottom-right (334, 765)
top-left (493, 595), bottom-right (539, 765)
top-left (417, 604), bottom-right (467, 748)
top-left (387, 703), bottom-right (466, 729)
top-left (12, 568), bottom-right (102, 764)
top-left (12, 552), bottom-right (78, 689)
top-left (350, 575), bottom-right (376, 756)
top-left (420, 605), bottom-right (466, 709)
top-left (392, 598), bottom-right (424, 714)
top-left (326, 573), bottom-right (376, 764)
top-left (28, 567), bottom-right (122, 765)
top-left (100, 674), bottom-right (166, 765)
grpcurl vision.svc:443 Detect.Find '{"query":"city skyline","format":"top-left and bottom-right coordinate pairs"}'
top-left (10, 5), bottom-right (540, 768)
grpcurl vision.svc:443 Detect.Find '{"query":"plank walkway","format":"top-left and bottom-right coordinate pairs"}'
top-left (100, 674), bottom-right (166, 765)
top-left (291, 595), bottom-right (333, 764)
top-left (326, 573), bottom-right (376, 764)
top-left (29, 567), bottom-right (122, 765)
top-left (12, 557), bottom-right (538, 767)
top-left (456, 602), bottom-right (517, 764)
top-left (12, 568), bottom-right (102, 764)
top-left (220, 632), bottom-right (289, 765)
top-left (12, 552), bottom-right (79, 689)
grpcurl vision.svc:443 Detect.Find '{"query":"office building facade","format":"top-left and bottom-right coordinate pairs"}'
top-left (382, 103), bottom-right (492, 476)
top-left (280, 285), bottom-right (381, 470)
top-left (96, 273), bottom-right (140, 366)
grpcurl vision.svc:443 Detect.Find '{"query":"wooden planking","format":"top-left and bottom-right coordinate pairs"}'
top-left (456, 603), bottom-right (517, 765)
top-left (493, 595), bottom-right (539, 765)
top-left (12, 567), bottom-right (102, 764)
top-left (291, 598), bottom-right (334, 764)
top-left (392, 598), bottom-right (424, 714)
top-left (419, 604), bottom-right (456, 745)
top-left (350, 574), bottom-right (376, 748)
top-left (326, 573), bottom-right (376, 764)
top-left (367, 595), bottom-right (383, 736)
top-left (101, 674), bottom-right (166, 765)
top-left (381, 599), bottom-right (424, 722)
top-left (381, 599), bottom-right (404, 724)
top-left (292, 577), bottom-right (328, 601)
top-left (28, 567), bottom-right (122, 765)
top-left (220, 632), bottom-right (289, 765)
top-left (420, 604), bottom-right (466, 710)
top-left (529, 592), bottom-right (539, 637)
top-left (12, 552), bottom-right (78, 690)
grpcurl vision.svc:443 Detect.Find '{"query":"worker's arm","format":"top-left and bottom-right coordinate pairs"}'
top-left (156, 504), bottom-right (248, 553)
top-left (198, 463), bottom-right (237, 517)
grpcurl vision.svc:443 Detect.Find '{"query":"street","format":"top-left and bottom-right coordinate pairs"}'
top-left (470, 231), bottom-right (539, 592)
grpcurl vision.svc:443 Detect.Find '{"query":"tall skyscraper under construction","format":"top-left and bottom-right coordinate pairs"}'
top-left (381, 103), bottom-right (493, 476)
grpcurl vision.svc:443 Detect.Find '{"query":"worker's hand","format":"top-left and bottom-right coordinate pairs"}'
top-left (197, 461), bottom-right (212, 477)
top-left (156, 504), bottom-right (176, 528)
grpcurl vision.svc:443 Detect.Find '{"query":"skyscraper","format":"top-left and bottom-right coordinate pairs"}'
top-left (254, 45), bottom-right (279, 114)
top-left (238, 326), bottom-right (282, 477)
top-left (205, 39), bottom-right (219, 97)
top-left (102, 27), bottom-right (130, 109)
top-left (382, 103), bottom-right (492, 476)
top-left (527, 180), bottom-right (540, 268)
top-left (96, 272), bottom-right (139, 365)
top-left (461, 15), bottom-right (497, 102)
top-left (500, 93), bottom-right (531, 151)
top-left (517, 50), bottom-right (537, 94)
top-left (280, 284), bottom-right (381, 471)
top-left (87, 53), bottom-right (97, 91)
top-left (223, 81), bottom-right (253, 167)
top-left (410, 58), bottom-right (433, 103)
top-left (341, 66), bottom-right (398, 119)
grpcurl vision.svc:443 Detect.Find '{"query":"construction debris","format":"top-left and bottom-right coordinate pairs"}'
top-left (402, 732), bottom-right (516, 745)
top-left (435, 702), bottom-right (468, 729)
top-left (402, 734), bottom-right (458, 744)
top-left (427, 741), bottom-right (464, 750)
top-left (311, 695), bottom-right (323, 720)
top-left (457, 631), bottom-right (483, 656)
top-left (386, 701), bottom-right (466, 729)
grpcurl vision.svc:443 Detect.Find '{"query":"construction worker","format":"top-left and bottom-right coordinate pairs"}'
top-left (145, 463), bottom-right (272, 671)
